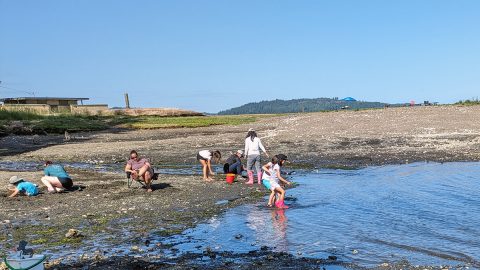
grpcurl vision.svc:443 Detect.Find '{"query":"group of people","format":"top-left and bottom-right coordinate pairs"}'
top-left (197, 128), bottom-right (292, 209)
top-left (8, 161), bottom-right (74, 198)
top-left (8, 128), bottom-right (290, 209)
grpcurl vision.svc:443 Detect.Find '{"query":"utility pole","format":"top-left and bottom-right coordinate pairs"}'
top-left (124, 93), bottom-right (130, 109)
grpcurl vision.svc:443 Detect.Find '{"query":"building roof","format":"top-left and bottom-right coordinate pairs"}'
top-left (341, 97), bottom-right (357, 101)
top-left (0, 97), bottom-right (89, 102)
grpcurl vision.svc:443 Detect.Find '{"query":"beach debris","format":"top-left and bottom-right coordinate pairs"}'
top-left (130, 245), bottom-right (141, 252)
top-left (327, 255), bottom-right (337, 261)
top-left (203, 247), bottom-right (216, 259)
top-left (65, 229), bottom-right (83, 238)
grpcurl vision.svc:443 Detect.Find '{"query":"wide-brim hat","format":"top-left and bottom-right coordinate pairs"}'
top-left (236, 150), bottom-right (244, 156)
top-left (9, 176), bottom-right (24, 184)
top-left (248, 128), bottom-right (255, 132)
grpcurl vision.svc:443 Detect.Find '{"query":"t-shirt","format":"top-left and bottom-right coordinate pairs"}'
top-left (198, 150), bottom-right (212, 160)
top-left (262, 162), bottom-right (280, 184)
top-left (44, 164), bottom-right (70, 178)
top-left (17, 181), bottom-right (39, 196)
top-left (127, 158), bottom-right (149, 171)
top-left (226, 155), bottom-right (241, 166)
top-left (268, 164), bottom-right (281, 185)
top-left (244, 137), bottom-right (266, 156)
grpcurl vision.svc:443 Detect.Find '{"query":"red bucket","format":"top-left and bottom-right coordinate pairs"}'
top-left (226, 173), bottom-right (236, 184)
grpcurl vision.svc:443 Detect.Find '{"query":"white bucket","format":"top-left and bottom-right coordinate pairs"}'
top-left (4, 255), bottom-right (46, 270)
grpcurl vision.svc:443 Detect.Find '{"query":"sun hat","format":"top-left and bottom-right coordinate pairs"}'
top-left (248, 128), bottom-right (255, 132)
top-left (236, 150), bottom-right (244, 156)
top-left (9, 176), bottom-right (24, 185)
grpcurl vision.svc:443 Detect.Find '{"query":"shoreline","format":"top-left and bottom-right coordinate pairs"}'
top-left (2, 106), bottom-right (480, 269)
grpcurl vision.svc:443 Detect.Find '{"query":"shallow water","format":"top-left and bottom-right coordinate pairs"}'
top-left (164, 162), bottom-right (480, 268)
top-left (0, 161), bottom-right (212, 175)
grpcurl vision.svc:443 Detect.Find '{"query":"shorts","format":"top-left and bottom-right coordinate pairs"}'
top-left (197, 153), bottom-right (208, 161)
top-left (58, 177), bottom-right (73, 189)
top-left (262, 179), bottom-right (271, 190)
top-left (269, 181), bottom-right (281, 191)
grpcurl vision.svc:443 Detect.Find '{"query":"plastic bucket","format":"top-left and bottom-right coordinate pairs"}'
top-left (4, 255), bottom-right (46, 270)
top-left (225, 173), bottom-right (236, 184)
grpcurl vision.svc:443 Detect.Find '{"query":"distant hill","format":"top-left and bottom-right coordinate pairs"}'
top-left (218, 98), bottom-right (390, 115)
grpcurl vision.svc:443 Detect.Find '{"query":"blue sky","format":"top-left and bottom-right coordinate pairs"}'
top-left (1, 0), bottom-right (479, 113)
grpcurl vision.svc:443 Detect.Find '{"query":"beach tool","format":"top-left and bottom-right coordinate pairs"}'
top-left (4, 241), bottom-right (46, 270)
top-left (226, 173), bottom-right (236, 184)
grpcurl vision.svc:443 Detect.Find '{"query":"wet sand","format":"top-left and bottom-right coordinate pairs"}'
top-left (1, 105), bottom-right (479, 269)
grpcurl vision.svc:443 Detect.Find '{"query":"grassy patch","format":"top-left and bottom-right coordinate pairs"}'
top-left (0, 110), bottom-right (264, 134)
top-left (0, 110), bottom-right (44, 121)
top-left (115, 115), bottom-right (259, 129)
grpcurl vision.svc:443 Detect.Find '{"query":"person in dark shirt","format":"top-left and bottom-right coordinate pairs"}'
top-left (223, 150), bottom-right (245, 175)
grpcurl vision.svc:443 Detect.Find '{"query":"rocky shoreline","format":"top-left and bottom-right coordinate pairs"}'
top-left (2, 106), bottom-right (480, 269)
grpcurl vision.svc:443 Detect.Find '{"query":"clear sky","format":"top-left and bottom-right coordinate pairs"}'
top-left (1, 0), bottom-right (479, 113)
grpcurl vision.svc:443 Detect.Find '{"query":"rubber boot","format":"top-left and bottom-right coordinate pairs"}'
top-left (275, 200), bottom-right (282, 208)
top-left (257, 171), bottom-right (263, 185)
top-left (246, 171), bottom-right (254, 185)
top-left (276, 200), bottom-right (289, 209)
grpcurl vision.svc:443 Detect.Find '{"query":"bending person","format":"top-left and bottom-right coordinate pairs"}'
top-left (224, 150), bottom-right (245, 175)
top-left (244, 128), bottom-right (269, 185)
top-left (41, 161), bottom-right (74, 193)
top-left (125, 150), bottom-right (154, 192)
top-left (197, 150), bottom-right (221, 181)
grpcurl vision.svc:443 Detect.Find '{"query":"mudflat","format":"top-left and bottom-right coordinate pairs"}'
top-left (1, 105), bottom-right (479, 269)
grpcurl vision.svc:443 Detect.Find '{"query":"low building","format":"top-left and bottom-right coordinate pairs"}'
top-left (0, 97), bottom-right (108, 114)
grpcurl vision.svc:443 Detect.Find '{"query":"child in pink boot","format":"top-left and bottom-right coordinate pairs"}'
top-left (262, 154), bottom-right (291, 208)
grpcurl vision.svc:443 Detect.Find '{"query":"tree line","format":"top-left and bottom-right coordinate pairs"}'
top-left (218, 98), bottom-right (391, 115)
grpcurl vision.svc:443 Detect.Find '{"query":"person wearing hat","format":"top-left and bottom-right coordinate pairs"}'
top-left (244, 128), bottom-right (269, 185)
top-left (8, 176), bottom-right (39, 197)
top-left (223, 150), bottom-right (245, 175)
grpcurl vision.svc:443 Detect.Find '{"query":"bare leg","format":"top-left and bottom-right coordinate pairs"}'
top-left (199, 160), bottom-right (210, 181)
top-left (41, 176), bottom-right (64, 192)
top-left (268, 191), bottom-right (275, 207)
top-left (143, 170), bottom-right (153, 192)
top-left (138, 164), bottom-right (150, 178)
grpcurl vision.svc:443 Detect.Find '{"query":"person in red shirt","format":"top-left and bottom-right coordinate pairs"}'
top-left (125, 150), bottom-right (154, 192)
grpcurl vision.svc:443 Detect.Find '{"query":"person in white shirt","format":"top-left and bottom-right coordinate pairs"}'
top-left (244, 128), bottom-right (269, 185)
top-left (196, 150), bottom-right (221, 181)
top-left (262, 154), bottom-right (291, 208)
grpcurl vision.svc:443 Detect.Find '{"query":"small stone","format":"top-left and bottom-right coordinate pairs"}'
top-left (352, 249), bottom-right (359, 254)
top-left (234, 234), bottom-right (243, 239)
top-left (327, 255), bottom-right (337, 261)
top-left (65, 229), bottom-right (83, 238)
top-left (131, 246), bottom-right (140, 252)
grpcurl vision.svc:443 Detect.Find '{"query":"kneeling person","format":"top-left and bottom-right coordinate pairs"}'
top-left (223, 150), bottom-right (245, 175)
top-left (42, 161), bottom-right (74, 193)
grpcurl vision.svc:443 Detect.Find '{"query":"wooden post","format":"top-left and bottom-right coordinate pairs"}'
top-left (124, 93), bottom-right (130, 109)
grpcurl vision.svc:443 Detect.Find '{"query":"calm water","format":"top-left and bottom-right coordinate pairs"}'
top-left (166, 162), bottom-right (480, 268)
